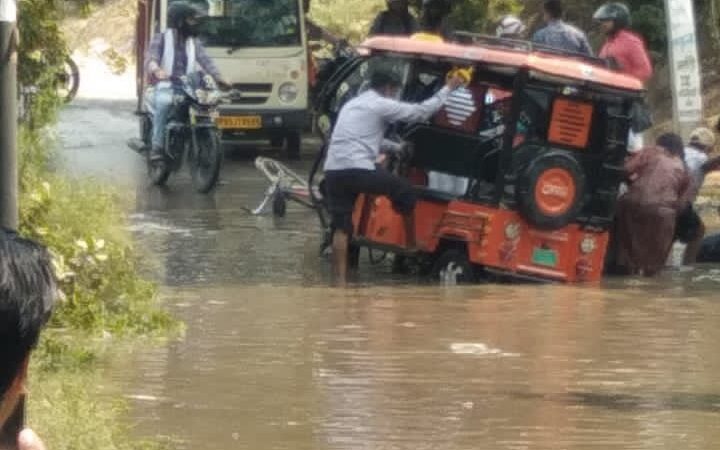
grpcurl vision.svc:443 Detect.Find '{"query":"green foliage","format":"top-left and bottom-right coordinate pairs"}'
top-left (17, 0), bottom-right (68, 128)
top-left (310, 0), bottom-right (385, 42)
top-left (18, 130), bottom-right (178, 336)
top-left (28, 349), bottom-right (171, 450)
top-left (447, 0), bottom-right (524, 34)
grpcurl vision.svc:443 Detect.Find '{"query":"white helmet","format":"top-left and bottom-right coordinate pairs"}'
top-left (496, 15), bottom-right (526, 38)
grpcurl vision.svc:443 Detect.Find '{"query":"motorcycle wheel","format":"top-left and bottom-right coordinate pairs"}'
top-left (57, 57), bottom-right (80, 103)
top-left (191, 128), bottom-right (223, 194)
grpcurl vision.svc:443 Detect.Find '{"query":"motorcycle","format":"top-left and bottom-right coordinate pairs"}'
top-left (136, 72), bottom-right (231, 194)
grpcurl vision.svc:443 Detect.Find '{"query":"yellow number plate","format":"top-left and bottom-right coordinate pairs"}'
top-left (216, 116), bottom-right (262, 130)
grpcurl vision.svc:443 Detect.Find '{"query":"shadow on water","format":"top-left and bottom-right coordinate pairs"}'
top-left (512, 391), bottom-right (720, 413)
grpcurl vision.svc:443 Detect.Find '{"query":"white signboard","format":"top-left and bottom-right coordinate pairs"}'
top-left (0, 0), bottom-right (17, 22)
top-left (665, 0), bottom-right (703, 124)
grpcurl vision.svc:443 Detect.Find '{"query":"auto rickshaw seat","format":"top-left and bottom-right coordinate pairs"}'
top-left (405, 124), bottom-right (497, 180)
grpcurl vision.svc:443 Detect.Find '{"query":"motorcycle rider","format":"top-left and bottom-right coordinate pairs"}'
top-left (593, 2), bottom-right (652, 83)
top-left (145, 1), bottom-right (230, 161)
top-left (593, 2), bottom-right (652, 152)
top-left (369, 0), bottom-right (418, 37)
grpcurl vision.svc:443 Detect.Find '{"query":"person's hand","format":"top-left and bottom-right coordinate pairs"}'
top-left (217, 79), bottom-right (232, 91)
top-left (446, 74), bottom-right (464, 90)
top-left (18, 429), bottom-right (46, 450)
top-left (154, 68), bottom-right (169, 80)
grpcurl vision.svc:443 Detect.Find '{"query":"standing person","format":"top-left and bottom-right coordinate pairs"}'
top-left (324, 68), bottom-right (462, 284)
top-left (593, 2), bottom-right (653, 151)
top-left (496, 15), bottom-right (526, 39)
top-left (369, 0), bottom-right (418, 37)
top-left (413, 0), bottom-right (453, 41)
top-left (0, 229), bottom-right (57, 450)
top-left (144, 2), bottom-right (230, 162)
top-left (532, 0), bottom-right (592, 55)
top-left (614, 133), bottom-right (692, 276)
top-left (674, 127), bottom-right (718, 264)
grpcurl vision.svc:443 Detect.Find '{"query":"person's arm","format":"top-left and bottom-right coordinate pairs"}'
top-left (624, 147), bottom-right (650, 174)
top-left (378, 86), bottom-right (452, 124)
top-left (381, 139), bottom-right (404, 154)
top-left (624, 38), bottom-right (653, 83)
top-left (145, 34), bottom-right (164, 77)
top-left (195, 42), bottom-right (226, 85)
top-left (676, 171), bottom-right (693, 210)
top-left (702, 155), bottom-right (720, 173)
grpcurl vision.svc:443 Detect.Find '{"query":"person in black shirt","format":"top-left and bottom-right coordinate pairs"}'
top-left (369, 0), bottom-right (418, 37)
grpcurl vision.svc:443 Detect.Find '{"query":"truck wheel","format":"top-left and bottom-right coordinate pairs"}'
top-left (284, 131), bottom-right (301, 160)
top-left (430, 248), bottom-right (477, 284)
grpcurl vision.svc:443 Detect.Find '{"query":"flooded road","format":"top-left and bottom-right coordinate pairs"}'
top-left (59, 98), bottom-right (720, 450)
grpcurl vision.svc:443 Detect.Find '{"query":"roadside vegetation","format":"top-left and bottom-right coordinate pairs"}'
top-left (17, 1), bottom-right (179, 449)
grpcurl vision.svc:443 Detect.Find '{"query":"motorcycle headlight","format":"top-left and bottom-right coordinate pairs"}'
top-left (278, 82), bottom-right (298, 103)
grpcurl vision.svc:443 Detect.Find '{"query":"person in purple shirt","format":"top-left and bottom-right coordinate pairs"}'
top-left (145, 1), bottom-right (230, 161)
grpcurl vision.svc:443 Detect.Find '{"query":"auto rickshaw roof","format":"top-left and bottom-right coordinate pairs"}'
top-left (359, 36), bottom-right (644, 93)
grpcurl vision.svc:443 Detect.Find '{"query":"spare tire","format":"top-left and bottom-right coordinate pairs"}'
top-left (516, 151), bottom-right (586, 230)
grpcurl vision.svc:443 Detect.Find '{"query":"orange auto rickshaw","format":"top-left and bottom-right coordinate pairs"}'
top-left (311, 34), bottom-right (644, 283)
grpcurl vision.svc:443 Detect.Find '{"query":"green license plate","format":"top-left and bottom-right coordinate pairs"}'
top-left (532, 248), bottom-right (558, 267)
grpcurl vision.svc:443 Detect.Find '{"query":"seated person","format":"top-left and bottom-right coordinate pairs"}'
top-left (427, 68), bottom-right (480, 196)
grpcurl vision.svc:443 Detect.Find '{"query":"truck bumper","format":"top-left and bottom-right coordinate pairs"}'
top-left (217, 108), bottom-right (308, 140)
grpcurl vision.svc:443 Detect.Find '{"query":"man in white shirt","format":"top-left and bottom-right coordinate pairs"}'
top-left (675, 127), bottom-right (717, 264)
top-left (324, 67), bottom-right (462, 283)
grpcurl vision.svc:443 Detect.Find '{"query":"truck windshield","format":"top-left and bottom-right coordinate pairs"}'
top-left (192, 0), bottom-right (302, 48)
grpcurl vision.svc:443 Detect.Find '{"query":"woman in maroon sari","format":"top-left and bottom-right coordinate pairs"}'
top-left (615, 133), bottom-right (692, 276)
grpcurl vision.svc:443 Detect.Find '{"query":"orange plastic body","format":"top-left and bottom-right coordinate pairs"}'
top-left (352, 195), bottom-right (609, 283)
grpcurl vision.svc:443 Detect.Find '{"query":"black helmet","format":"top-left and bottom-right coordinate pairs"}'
top-left (167, 1), bottom-right (204, 29)
top-left (593, 2), bottom-right (631, 28)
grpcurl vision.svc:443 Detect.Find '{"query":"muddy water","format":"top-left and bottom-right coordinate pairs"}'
top-left (122, 162), bottom-right (720, 450)
top-left (59, 101), bottom-right (720, 450)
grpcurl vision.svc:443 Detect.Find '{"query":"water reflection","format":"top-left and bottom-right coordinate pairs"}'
top-left (114, 159), bottom-right (720, 450)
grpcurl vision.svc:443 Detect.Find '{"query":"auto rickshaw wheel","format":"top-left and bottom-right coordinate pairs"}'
top-left (430, 248), bottom-right (477, 284)
top-left (516, 152), bottom-right (585, 230)
top-left (348, 244), bottom-right (360, 269)
top-left (272, 193), bottom-right (287, 217)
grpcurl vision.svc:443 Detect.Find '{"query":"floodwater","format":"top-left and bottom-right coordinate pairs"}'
top-left (59, 99), bottom-right (720, 450)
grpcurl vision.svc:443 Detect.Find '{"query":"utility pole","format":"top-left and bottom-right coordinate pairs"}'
top-left (0, 0), bottom-right (17, 230)
top-left (664, 0), bottom-right (703, 139)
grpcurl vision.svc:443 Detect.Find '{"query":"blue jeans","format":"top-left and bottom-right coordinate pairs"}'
top-left (150, 86), bottom-right (174, 149)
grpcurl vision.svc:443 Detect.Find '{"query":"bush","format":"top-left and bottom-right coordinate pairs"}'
top-left (18, 129), bottom-right (178, 336)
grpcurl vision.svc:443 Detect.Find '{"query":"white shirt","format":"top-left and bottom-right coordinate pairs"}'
top-left (685, 146), bottom-right (708, 188)
top-left (324, 87), bottom-right (451, 171)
